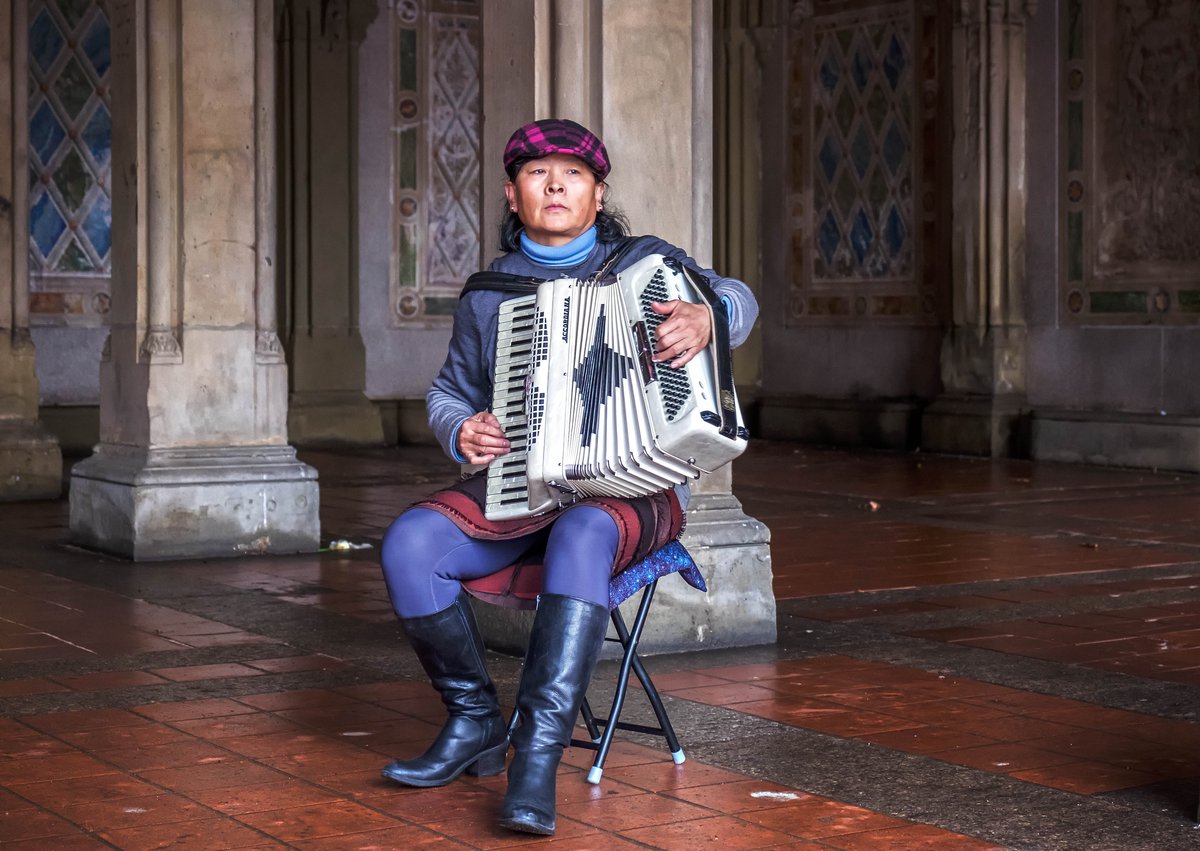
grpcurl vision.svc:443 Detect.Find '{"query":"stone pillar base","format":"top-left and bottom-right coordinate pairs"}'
top-left (69, 444), bottom-right (320, 560)
top-left (288, 391), bottom-right (385, 447)
top-left (471, 492), bottom-right (775, 658)
top-left (0, 419), bottom-right (63, 501)
top-left (921, 395), bottom-right (1030, 458)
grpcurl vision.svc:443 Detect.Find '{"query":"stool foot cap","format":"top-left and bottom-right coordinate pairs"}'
top-left (671, 750), bottom-right (686, 765)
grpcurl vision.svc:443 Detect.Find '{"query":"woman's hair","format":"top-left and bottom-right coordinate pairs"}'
top-left (498, 189), bottom-right (631, 253)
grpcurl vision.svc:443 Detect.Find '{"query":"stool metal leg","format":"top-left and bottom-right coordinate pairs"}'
top-left (586, 580), bottom-right (659, 784)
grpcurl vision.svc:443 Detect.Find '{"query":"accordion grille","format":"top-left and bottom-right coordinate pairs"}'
top-left (637, 269), bottom-right (693, 421)
top-left (526, 308), bottom-right (550, 447)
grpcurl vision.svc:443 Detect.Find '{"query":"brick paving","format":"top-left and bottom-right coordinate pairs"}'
top-left (1, 440), bottom-right (1199, 848)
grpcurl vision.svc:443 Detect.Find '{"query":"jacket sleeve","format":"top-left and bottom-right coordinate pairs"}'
top-left (426, 294), bottom-right (491, 462)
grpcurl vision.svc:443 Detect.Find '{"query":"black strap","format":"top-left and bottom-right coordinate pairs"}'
top-left (459, 271), bottom-right (547, 297)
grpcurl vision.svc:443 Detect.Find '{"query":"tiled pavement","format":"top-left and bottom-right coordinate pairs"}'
top-left (2, 441), bottom-right (1200, 849)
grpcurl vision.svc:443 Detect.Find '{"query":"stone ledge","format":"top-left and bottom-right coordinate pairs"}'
top-left (1031, 410), bottom-right (1200, 474)
top-left (758, 395), bottom-right (921, 450)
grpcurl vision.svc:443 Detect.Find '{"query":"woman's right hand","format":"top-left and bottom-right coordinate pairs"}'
top-left (458, 411), bottom-right (510, 465)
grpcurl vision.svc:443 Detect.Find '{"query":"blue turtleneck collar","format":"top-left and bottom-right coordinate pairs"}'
top-left (520, 226), bottom-right (597, 268)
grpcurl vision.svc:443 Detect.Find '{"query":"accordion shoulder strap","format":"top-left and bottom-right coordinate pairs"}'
top-left (459, 235), bottom-right (644, 298)
top-left (459, 272), bottom-right (546, 297)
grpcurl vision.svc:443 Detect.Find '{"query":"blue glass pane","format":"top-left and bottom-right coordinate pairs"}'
top-left (819, 50), bottom-right (840, 95)
top-left (31, 192), bottom-right (67, 258)
top-left (81, 102), bottom-right (111, 166)
top-left (30, 101), bottom-right (66, 165)
top-left (884, 205), bottom-right (905, 258)
top-left (850, 125), bottom-right (873, 178)
top-left (883, 33), bottom-right (906, 90)
top-left (851, 45), bottom-right (872, 92)
top-left (29, 9), bottom-right (64, 73)
top-left (83, 193), bottom-right (112, 259)
top-left (849, 207), bottom-right (873, 264)
top-left (817, 210), bottom-right (841, 267)
top-left (882, 122), bottom-right (907, 177)
top-left (83, 12), bottom-right (112, 78)
top-left (818, 134), bottom-right (841, 183)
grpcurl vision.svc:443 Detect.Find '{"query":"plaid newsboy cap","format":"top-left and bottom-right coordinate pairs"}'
top-left (502, 118), bottom-right (611, 180)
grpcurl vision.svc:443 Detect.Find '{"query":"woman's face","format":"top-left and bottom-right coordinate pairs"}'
top-left (505, 153), bottom-right (605, 247)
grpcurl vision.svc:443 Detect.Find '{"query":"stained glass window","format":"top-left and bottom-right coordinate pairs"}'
top-left (788, 2), bottom-right (937, 325)
top-left (27, 0), bottom-right (112, 325)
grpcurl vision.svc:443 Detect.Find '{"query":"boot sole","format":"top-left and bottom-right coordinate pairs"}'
top-left (498, 816), bottom-right (555, 836)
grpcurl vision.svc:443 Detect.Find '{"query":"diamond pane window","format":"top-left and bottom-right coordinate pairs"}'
top-left (789, 3), bottom-right (935, 325)
top-left (27, 0), bottom-right (112, 327)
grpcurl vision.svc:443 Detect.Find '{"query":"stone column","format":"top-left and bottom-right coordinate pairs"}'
top-left (477, 0), bottom-right (775, 654)
top-left (922, 0), bottom-right (1034, 457)
top-left (69, 0), bottom-right (319, 560)
top-left (0, 0), bottom-right (63, 501)
top-left (276, 0), bottom-right (384, 446)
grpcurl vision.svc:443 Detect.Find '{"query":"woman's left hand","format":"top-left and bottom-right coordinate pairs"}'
top-left (650, 300), bottom-right (710, 368)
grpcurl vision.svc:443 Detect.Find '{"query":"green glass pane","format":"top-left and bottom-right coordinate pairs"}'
top-left (865, 84), bottom-right (888, 134)
top-left (1067, 211), bottom-right (1083, 282)
top-left (1067, 102), bottom-right (1083, 172)
top-left (834, 168), bottom-right (858, 220)
top-left (57, 0), bottom-right (93, 30)
top-left (836, 28), bottom-right (853, 54)
top-left (54, 56), bottom-right (94, 120)
top-left (1178, 291), bottom-right (1200, 312)
top-left (1067, 0), bottom-right (1083, 60)
top-left (423, 297), bottom-right (458, 316)
top-left (865, 164), bottom-right (889, 210)
top-left (399, 126), bottom-right (417, 189)
top-left (55, 146), bottom-right (94, 212)
top-left (1089, 291), bottom-right (1146, 313)
top-left (835, 86), bottom-right (857, 135)
top-left (58, 238), bottom-right (93, 271)
top-left (397, 226), bottom-right (416, 288)
top-left (399, 28), bottom-right (417, 91)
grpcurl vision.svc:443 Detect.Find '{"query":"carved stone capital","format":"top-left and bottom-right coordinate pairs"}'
top-left (139, 329), bottom-right (183, 364)
top-left (255, 330), bottom-right (285, 363)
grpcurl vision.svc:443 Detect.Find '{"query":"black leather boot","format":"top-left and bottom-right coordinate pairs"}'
top-left (499, 594), bottom-right (609, 835)
top-left (381, 593), bottom-right (509, 787)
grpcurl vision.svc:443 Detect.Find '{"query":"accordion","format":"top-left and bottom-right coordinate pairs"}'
top-left (483, 253), bottom-right (748, 521)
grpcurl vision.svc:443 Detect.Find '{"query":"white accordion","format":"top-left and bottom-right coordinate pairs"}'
top-left (484, 253), bottom-right (748, 521)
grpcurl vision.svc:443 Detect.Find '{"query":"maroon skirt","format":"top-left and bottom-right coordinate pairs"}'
top-left (412, 472), bottom-right (684, 578)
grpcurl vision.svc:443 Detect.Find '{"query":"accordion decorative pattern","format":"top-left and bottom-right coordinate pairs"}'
top-left (484, 255), bottom-right (748, 521)
top-left (638, 269), bottom-right (694, 421)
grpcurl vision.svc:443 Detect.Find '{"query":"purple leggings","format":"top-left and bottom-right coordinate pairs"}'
top-left (380, 504), bottom-right (618, 618)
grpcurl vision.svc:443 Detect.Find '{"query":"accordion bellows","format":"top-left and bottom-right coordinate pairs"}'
top-left (485, 254), bottom-right (748, 521)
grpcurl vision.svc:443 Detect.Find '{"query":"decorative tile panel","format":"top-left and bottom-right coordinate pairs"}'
top-left (391, 0), bottom-right (481, 327)
top-left (27, 0), bottom-right (112, 327)
top-left (788, 0), bottom-right (938, 325)
top-left (1062, 0), bottom-right (1200, 325)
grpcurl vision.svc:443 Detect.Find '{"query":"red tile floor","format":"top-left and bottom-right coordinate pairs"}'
top-left (2, 441), bottom-right (1200, 848)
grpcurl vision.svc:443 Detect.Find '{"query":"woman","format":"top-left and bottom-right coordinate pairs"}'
top-left (379, 118), bottom-right (758, 835)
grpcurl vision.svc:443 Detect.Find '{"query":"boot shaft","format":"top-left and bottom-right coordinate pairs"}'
top-left (511, 594), bottom-right (610, 751)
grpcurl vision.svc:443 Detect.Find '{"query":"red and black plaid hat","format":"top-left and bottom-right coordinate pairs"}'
top-left (502, 118), bottom-right (611, 181)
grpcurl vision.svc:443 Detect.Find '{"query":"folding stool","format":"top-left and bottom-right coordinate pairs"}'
top-left (462, 539), bottom-right (706, 784)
